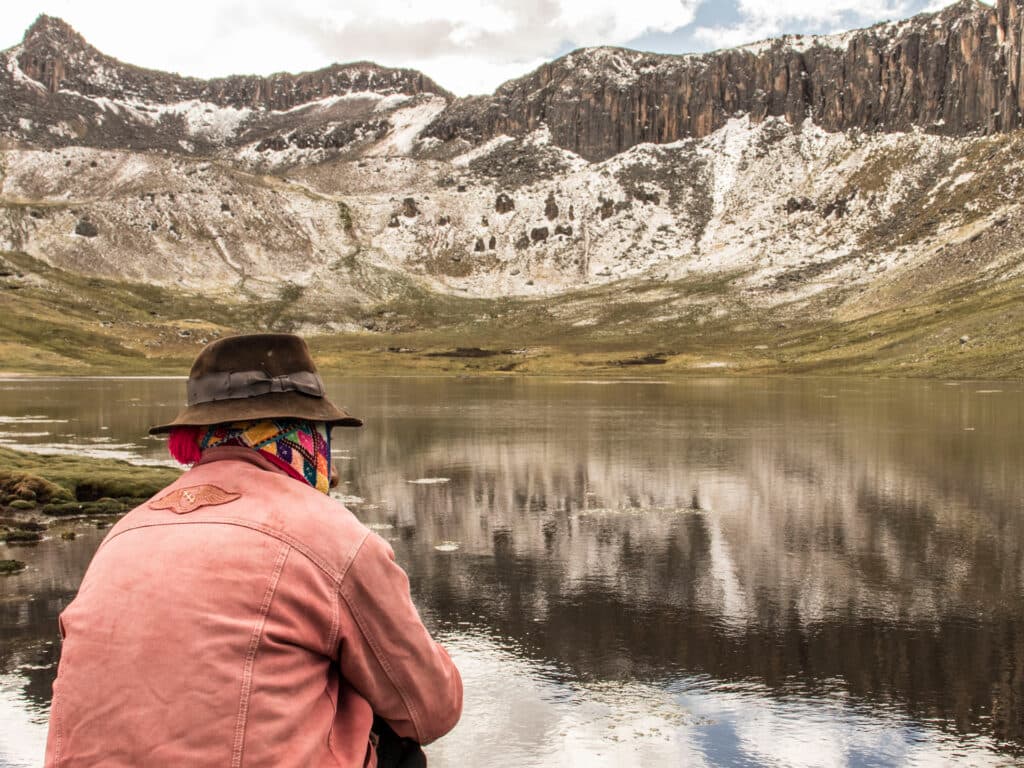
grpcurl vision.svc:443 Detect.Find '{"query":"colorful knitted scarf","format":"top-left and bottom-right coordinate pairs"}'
top-left (197, 419), bottom-right (331, 494)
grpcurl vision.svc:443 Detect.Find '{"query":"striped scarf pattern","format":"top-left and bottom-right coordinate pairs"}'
top-left (199, 419), bottom-right (331, 494)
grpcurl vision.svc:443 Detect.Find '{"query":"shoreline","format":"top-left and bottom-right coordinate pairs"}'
top-left (0, 446), bottom-right (180, 530)
top-left (0, 368), bottom-right (1022, 383)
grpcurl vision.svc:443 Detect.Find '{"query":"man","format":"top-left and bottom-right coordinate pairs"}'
top-left (45, 333), bottom-right (462, 767)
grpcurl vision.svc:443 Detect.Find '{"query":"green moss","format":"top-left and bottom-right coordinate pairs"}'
top-left (87, 498), bottom-right (131, 516)
top-left (0, 448), bottom-right (179, 505)
top-left (0, 559), bottom-right (26, 575)
top-left (12, 521), bottom-right (45, 532)
top-left (1, 529), bottom-right (42, 544)
top-left (0, 471), bottom-right (73, 505)
top-left (41, 501), bottom-right (86, 517)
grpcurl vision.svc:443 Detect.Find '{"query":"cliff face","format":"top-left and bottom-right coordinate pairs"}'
top-left (14, 15), bottom-right (450, 109)
top-left (427, 0), bottom-right (1024, 161)
top-left (0, 15), bottom-right (450, 154)
top-left (7, 3), bottom-right (1024, 160)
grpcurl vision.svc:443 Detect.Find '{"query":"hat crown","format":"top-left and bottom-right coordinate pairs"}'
top-left (148, 333), bottom-right (363, 434)
top-left (192, 333), bottom-right (318, 379)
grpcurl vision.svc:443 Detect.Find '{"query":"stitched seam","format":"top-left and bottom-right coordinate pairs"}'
top-left (231, 543), bottom-right (290, 768)
top-left (338, 529), bottom-right (369, 583)
top-left (327, 579), bottom-right (341, 654)
top-left (324, 582), bottom-right (344, 756)
top-left (53, 681), bottom-right (64, 766)
top-left (102, 518), bottom-right (367, 585)
top-left (341, 586), bottom-right (425, 744)
top-left (331, 532), bottom-right (370, 644)
top-left (325, 538), bottom-right (361, 758)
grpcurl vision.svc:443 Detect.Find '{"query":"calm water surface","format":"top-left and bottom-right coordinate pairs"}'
top-left (1, 376), bottom-right (1023, 767)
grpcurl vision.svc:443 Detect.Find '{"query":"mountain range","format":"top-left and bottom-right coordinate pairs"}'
top-left (1, 3), bottom-right (1023, 377)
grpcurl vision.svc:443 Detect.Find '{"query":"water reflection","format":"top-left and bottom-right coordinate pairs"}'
top-left (1, 377), bottom-right (1023, 765)
top-left (431, 632), bottom-right (1018, 767)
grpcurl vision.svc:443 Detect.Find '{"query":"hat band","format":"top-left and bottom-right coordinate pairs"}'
top-left (187, 370), bottom-right (325, 406)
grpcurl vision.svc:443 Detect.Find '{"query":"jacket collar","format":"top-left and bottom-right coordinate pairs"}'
top-left (194, 445), bottom-right (292, 479)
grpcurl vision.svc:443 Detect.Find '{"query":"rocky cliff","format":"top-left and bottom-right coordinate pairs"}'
top-left (2, 15), bottom-right (450, 154)
top-left (15, 15), bottom-right (449, 108)
top-left (6, 2), bottom-right (1024, 160)
top-left (428, 0), bottom-right (1024, 160)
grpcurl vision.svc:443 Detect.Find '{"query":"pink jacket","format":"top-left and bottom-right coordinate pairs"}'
top-left (45, 446), bottom-right (463, 767)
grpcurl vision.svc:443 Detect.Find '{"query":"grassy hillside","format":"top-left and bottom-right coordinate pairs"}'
top-left (2, 248), bottom-right (1023, 379)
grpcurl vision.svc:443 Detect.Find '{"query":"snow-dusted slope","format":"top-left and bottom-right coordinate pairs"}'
top-left (2, 113), bottom-right (1017, 314)
top-left (1, 6), bottom-right (1023, 324)
top-left (268, 115), bottom-right (1013, 309)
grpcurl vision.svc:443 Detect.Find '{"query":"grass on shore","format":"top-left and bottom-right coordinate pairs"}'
top-left (0, 559), bottom-right (26, 574)
top-left (0, 447), bottom-right (180, 518)
top-left (0, 447), bottom-right (179, 555)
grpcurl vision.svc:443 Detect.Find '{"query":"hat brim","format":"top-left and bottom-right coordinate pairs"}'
top-left (148, 390), bottom-right (363, 435)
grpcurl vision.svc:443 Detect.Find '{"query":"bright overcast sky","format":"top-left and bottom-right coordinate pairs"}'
top-left (1, 1), bottom-right (955, 96)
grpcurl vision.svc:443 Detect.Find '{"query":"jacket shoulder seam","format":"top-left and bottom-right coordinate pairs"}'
top-left (339, 541), bottom-right (425, 744)
top-left (340, 592), bottom-right (425, 744)
top-left (328, 531), bottom-right (371, 659)
top-left (102, 518), bottom-right (363, 585)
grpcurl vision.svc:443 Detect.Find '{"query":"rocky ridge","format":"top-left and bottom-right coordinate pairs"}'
top-left (428, 0), bottom-right (1024, 161)
top-left (3, 15), bottom-right (449, 155)
top-left (1, 5), bottom-right (1023, 376)
top-left (7, 3), bottom-right (1024, 160)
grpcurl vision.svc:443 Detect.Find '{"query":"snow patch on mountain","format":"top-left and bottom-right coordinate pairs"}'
top-left (163, 101), bottom-right (254, 142)
top-left (4, 48), bottom-right (46, 93)
top-left (366, 95), bottom-right (447, 156)
top-left (737, 28), bottom-right (861, 56)
top-left (60, 90), bottom-right (254, 143)
top-left (453, 135), bottom-right (516, 167)
top-left (273, 91), bottom-right (412, 116)
top-left (372, 93), bottom-right (414, 113)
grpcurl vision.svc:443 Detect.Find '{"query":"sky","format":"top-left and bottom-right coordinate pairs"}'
top-left (0, 0), bottom-right (958, 96)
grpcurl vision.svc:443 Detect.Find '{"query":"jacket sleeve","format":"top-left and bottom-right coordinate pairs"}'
top-left (337, 532), bottom-right (463, 745)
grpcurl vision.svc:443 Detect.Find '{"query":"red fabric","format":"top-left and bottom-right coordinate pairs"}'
top-left (167, 426), bottom-right (203, 465)
top-left (258, 448), bottom-right (309, 485)
top-left (170, 424), bottom-right (309, 486)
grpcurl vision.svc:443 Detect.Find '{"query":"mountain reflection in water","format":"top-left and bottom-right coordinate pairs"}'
top-left (0, 376), bottom-right (1022, 766)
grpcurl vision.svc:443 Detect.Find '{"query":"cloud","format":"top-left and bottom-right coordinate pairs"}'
top-left (0, 1), bottom-right (699, 96)
top-left (693, 0), bottom-right (912, 50)
top-left (2, 1), bottom-right (949, 97)
top-left (260, 0), bottom-right (700, 93)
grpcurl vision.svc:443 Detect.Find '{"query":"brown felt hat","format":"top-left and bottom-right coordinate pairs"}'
top-left (148, 333), bottom-right (362, 434)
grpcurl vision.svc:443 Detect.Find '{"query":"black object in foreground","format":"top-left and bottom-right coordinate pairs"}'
top-left (372, 716), bottom-right (427, 768)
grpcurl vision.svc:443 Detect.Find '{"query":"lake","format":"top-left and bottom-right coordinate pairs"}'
top-left (1, 375), bottom-right (1023, 767)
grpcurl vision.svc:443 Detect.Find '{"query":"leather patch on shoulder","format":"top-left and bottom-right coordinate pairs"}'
top-left (150, 485), bottom-right (241, 515)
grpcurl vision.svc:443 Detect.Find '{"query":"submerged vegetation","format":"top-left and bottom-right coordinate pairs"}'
top-left (0, 447), bottom-right (179, 517)
top-left (0, 559), bottom-right (26, 575)
top-left (0, 447), bottom-right (180, 561)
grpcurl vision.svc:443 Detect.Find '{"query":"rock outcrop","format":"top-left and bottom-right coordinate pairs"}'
top-left (427, 0), bottom-right (1024, 160)
top-left (0, 15), bottom-right (451, 154)
top-left (15, 15), bottom-right (450, 108)
top-left (8, 3), bottom-right (1024, 160)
